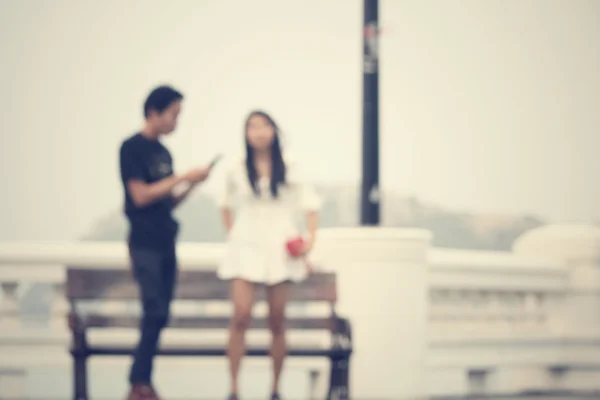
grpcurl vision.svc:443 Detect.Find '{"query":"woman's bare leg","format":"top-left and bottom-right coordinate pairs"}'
top-left (267, 281), bottom-right (291, 395)
top-left (227, 279), bottom-right (255, 395)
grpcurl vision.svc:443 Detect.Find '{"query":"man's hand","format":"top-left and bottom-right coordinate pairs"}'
top-left (184, 166), bottom-right (210, 184)
top-left (172, 166), bottom-right (211, 208)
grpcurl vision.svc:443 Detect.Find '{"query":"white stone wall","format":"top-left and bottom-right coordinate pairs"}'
top-left (1, 224), bottom-right (600, 399)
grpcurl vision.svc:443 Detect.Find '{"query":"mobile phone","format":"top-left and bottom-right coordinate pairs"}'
top-left (209, 154), bottom-right (223, 169)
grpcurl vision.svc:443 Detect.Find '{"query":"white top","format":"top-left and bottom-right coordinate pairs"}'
top-left (216, 155), bottom-right (322, 285)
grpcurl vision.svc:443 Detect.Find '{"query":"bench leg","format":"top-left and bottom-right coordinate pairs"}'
top-left (327, 356), bottom-right (350, 400)
top-left (73, 355), bottom-right (88, 400)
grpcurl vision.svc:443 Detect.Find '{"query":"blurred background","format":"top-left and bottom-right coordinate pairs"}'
top-left (0, 0), bottom-right (599, 399)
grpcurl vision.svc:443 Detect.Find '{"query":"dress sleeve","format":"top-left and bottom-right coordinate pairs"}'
top-left (300, 182), bottom-right (322, 212)
top-left (289, 159), bottom-right (323, 212)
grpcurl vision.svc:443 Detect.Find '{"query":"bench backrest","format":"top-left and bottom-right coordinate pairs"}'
top-left (67, 268), bottom-right (337, 302)
top-left (66, 268), bottom-right (338, 331)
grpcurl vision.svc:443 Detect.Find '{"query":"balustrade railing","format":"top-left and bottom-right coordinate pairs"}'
top-left (429, 248), bottom-right (567, 340)
top-left (0, 241), bottom-right (571, 348)
top-left (1, 223), bottom-right (600, 398)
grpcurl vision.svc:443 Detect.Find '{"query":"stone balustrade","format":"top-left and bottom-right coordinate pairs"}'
top-left (1, 224), bottom-right (599, 399)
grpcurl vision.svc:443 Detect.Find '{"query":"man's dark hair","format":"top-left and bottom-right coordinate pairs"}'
top-left (143, 85), bottom-right (184, 118)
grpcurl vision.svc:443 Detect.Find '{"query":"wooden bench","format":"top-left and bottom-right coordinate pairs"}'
top-left (66, 268), bottom-right (353, 400)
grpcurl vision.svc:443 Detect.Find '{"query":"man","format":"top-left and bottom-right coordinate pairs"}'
top-left (119, 85), bottom-right (209, 400)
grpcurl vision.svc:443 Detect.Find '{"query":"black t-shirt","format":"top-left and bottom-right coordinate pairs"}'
top-left (119, 133), bottom-right (179, 249)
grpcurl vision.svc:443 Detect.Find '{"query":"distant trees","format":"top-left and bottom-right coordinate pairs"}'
top-left (83, 187), bottom-right (544, 251)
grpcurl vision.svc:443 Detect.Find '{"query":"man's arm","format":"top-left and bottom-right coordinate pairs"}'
top-left (172, 181), bottom-right (194, 208)
top-left (171, 167), bottom-right (212, 208)
top-left (127, 176), bottom-right (184, 208)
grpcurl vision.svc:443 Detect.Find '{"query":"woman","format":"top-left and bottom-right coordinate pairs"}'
top-left (217, 110), bottom-right (321, 400)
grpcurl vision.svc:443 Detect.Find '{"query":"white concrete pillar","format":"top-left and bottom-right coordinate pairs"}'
top-left (312, 227), bottom-right (432, 399)
top-left (0, 369), bottom-right (26, 400)
top-left (513, 224), bottom-right (600, 338)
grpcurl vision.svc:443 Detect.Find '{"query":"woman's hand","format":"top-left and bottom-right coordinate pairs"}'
top-left (301, 235), bottom-right (315, 256)
top-left (304, 258), bottom-right (314, 274)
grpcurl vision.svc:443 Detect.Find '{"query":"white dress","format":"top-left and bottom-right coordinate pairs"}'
top-left (216, 155), bottom-right (322, 285)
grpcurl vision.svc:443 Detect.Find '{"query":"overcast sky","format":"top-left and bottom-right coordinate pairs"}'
top-left (1, 0), bottom-right (599, 241)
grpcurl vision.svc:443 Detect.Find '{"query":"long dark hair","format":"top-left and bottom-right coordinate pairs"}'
top-left (244, 110), bottom-right (286, 198)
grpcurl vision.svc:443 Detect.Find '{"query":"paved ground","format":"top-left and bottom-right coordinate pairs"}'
top-left (431, 396), bottom-right (600, 400)
top-left (8, 394), bottom-right (599, 400)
